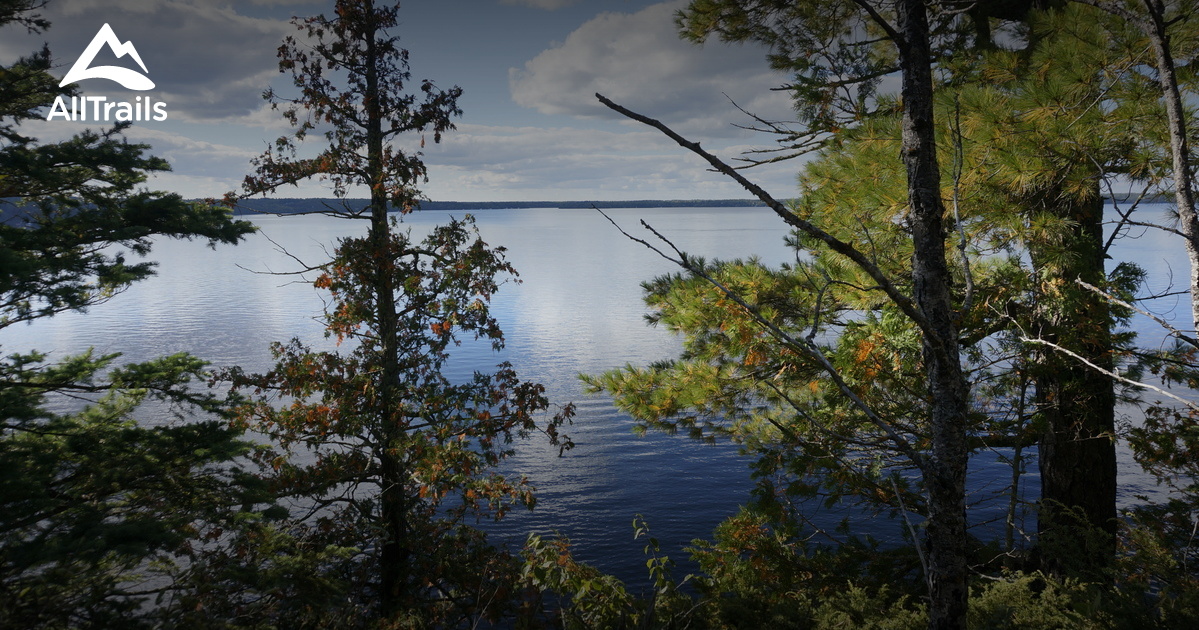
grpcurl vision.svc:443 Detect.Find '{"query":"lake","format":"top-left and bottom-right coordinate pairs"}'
top-left (1, 204), bottom-right (1185, 590)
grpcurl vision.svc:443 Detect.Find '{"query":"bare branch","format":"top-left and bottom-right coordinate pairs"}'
top-left (1069, 0), bottom-right (1142, 24)
top-left (1098, 174), bottom-right (1153, 255)
top-left (1019, 335), bottom-right (1199, 411)
top-left (1075, 278), bottom-right (1199, 347)
top-left (1106, 218), bottom-right (1192, 241)
top-left (723, 93), bottom-right (831, 166)
top-left (234, 231), bottom-right (322, 278)
top-left (594, 93), bottom-right (948, 364)
top-left (851, 0), bottom-right (902, 47)
top-left (949, 95), bottom-right (975, 319)
top-left (892, 474), bottom-right (932, 593)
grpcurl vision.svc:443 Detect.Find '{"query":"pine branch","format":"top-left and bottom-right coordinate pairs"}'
top-left (594, 93), bottom-right (950, 366)
top-left (594, 206), bottom-right (927, 472)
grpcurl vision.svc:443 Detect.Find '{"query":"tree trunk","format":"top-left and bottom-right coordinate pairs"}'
top-left (1142, 0), bottom-right (1199, 331)
top-left (1031, 186), bottom-right (1117, 575)
top-left (361, 8), bottom-right (411, 615)
top-left (895, 1), bottom-right (970, 628)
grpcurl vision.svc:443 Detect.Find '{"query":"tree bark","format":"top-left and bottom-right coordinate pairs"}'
top-left (895, 1), bottom-right (970, 628)
top-left (1073, 0), bottom-right (1199, 330)
top-left (1031, 187), bottom-right (1117, 575)
top-left (1143, 0), bottom-right (1199, 331)
top-left (361, 5), bottom-right (411, 614)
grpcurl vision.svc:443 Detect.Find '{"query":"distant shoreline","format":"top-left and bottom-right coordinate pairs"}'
top-left (1, 194), bottom-right (1178, 223)
top-left (226, 194), bottom-right (1177, 216)
top-left (228, 198), bottom-right (770, 215)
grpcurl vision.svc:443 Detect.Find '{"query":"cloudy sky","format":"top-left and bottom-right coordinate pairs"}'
top-left (2, 0), bottom-right (803, 202)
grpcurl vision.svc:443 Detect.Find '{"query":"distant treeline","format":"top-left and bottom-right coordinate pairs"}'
top-left (227, 197), bottom-right (770, 215)
top-left (2, 194), bottom-right (1179, 223)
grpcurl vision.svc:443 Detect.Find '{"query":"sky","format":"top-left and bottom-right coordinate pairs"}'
top-left (1, 0), bottom-right (804, 202)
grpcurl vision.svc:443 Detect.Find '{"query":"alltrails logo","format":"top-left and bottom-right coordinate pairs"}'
top-left (47, 23), bottom-right (168, 122)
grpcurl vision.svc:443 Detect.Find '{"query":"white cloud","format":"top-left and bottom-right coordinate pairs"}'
top-left (1, 1), bottom-right (291, 121)
top-left (418, 122), bottom-right (799, 201)
top-left (20, 116), bottom-right (800, 202)
top-left (9, 117), bottom-right (258, 198)
top-left (429, 123), bottom-right (673, 162)
top-left (119, 126), bottom-right (258, 176)
top-left (499, 2), bottom-right (802, 202)
top-left (500, 0), bottom-right (580, 9)
top-left (190, 102), bottom-right (297, 132)
top-left (509, 0), bottom-right (792, 134)
top-left (3, 1), bottom-right (805, 202)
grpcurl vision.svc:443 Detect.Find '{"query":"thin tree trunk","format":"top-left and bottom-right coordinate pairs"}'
top-left (895, 1), bottom-right (970, 628)
top-left (1142, 0), bottom-right (1199, 331)
top-left (362, 5), bottom-right (410, 614)
top-left (1075, 0), bottom-right (1199, 331)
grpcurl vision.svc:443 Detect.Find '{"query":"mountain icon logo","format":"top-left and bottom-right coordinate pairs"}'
top-left (59, 23), bottom-right (155, 90)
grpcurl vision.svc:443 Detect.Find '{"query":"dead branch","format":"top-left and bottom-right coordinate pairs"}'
top-left (1075, 278), bottom-right (1199, 347)
top-left (594, 93), bottom-right (955, 367)
top-left (1019, 335), bottom-right (1199, 412)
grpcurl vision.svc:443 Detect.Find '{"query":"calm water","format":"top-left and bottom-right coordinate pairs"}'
top-left (1, 204), bottom-right (1184, 589)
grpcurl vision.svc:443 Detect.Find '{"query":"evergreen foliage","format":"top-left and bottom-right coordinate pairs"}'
top-left (583, 2), bottom-right (1199, 627)
top-left (5, 0), bottom-right (1199, 626)
top-left (0, 1), bottom-right (260, 626)
top-left (208, 1), bottom-right (574, 624)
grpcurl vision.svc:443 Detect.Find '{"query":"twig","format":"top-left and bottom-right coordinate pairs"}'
top-left (1098, 173), bottom-right (1152, 255)
top-left (722, 93), bottom-right (830, 167)
top-left (850, 0), bottom-right (902, 46)
top-left (892, 475), bottom-right (932, 593)
top-left (949, 95), bottom-right (974, 319)
top-left (1018, 336), bottom-right (1199, 411)
top-left (1075, 278), bottom-right (1199, 348)
top-left (1105, 218), bottom-right (1192, 242)
top-left (234, 231), bottom-right (323, 280)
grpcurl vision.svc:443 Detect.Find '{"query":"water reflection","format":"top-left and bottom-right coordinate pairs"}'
top-left (1, 204), bottom-right (1186, 590)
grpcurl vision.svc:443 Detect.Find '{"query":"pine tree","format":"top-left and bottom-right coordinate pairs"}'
top-left (953, 8), bottom-right (1146, 572)
top-left (594, 2), bottom-right (1170, 626)
top-left (0, 1), bottom-right (260, 625)
top-left (619, 1), bottom-right (978, 625)
top-left (222, 1), bottom-right (573, 623)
